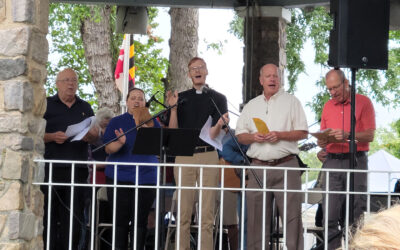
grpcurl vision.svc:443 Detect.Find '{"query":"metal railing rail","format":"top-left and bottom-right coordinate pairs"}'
top-left (34, 159), bottom-right (400, 250)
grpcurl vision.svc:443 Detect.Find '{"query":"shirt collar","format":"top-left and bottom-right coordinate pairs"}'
top-left (193, 84), bottom-right (209, 94)
top-left (332, 96), bottom-right (351, 105)
top-left (263, 88), bottom-right (284, 102)
top-left (54, 93), bottom-right (81, 104)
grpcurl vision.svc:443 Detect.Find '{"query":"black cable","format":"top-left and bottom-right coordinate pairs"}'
top-left (51, 186), bottom-right (114, 248)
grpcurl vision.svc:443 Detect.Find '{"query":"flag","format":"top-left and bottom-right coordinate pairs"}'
top-left (115, 34), bottom-right (135, 92)
top-left (128, 35), bottom-right (135, 89)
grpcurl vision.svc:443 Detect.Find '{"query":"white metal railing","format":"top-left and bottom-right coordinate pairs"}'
top-left (33, 159), bottom-right (400, 250)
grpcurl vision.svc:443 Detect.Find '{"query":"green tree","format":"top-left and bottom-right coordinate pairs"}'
top-left (369, 120), bottom-right (400, 158)
top-left (299, 148), bottom-right (323, 183)
top-left (47, 4), bottom-right (168, 113)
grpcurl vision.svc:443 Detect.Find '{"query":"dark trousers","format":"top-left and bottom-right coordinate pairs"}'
top-left (106, 178), bottom-right (156, 250)
top-left (42, 166), bottom-right (88, 250)
top-left (322, 154), bottom-right (368, 250)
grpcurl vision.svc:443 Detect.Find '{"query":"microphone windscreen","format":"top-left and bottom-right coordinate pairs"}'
top-left (145, 96), bottom-right (153, 108)
top-left (201, 85), bottom-right (209, 94)
top-left (179, 98), bottom-right (187, 104)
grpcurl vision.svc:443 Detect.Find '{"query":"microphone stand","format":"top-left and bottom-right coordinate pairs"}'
top-left (349, 68), bottom-right (358, 226)
top-left (311, 229), bottom-right (344, 250)
top-left (92, 99), bottom-right (183, 153)
top-left (153, 97), bottom-right (168, 109)
top-left (203, 88), bottom-right (263, 188)
top-left (92, 100), bottom-right (184, 249)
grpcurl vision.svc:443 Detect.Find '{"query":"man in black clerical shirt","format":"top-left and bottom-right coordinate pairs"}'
top-left (167, 57), bottom-right (229, 250)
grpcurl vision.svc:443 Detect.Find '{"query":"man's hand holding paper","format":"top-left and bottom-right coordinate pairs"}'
top-left (329, 129), bottom-right (350, 142)
top-left (82, 125), bottom-right (100, 143)
top-left (65, 116), bottom-right (97, 142)
top-left (312, 128), bottom-right (350, 148)
top-left (253, 118), bottom-right (269, 134)
top-left (252, 118), bottom-right (280, 143)
top-left (200, 116), bottom-right (225, 150)
top-left (52, 131), bottom-right (68, 144)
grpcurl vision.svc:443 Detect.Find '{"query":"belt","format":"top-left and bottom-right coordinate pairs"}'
top-left (251, 154), bottom-right (295, 166)
top-left (193, 146), bottom-right (215, 154)
top-left (328, 151), bottom-right (367, 160)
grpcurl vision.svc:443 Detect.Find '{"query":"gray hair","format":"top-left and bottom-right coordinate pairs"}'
top-left (94, 107), bottom-right (114, 129)
top-left (56, 68), bottom-right (77, 82)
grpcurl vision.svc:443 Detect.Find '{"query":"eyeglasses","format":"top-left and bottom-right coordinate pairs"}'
top-left (327, 82), bottom-right (343, 92)
top-left (58, 78), bottom-right (78, 83)
top-left (189, 65), bottom-right (206, 73)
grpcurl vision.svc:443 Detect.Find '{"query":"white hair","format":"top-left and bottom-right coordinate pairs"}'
top-left (93, 107), bottom-right (114, 130)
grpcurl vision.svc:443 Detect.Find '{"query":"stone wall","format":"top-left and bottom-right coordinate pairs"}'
top-left (0, 0), bottom-right (48, 249)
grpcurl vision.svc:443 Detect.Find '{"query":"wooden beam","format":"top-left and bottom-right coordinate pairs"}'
top-left (49, 0), bottom-right (330, 8)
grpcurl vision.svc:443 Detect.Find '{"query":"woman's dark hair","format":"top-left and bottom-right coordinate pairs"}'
top-left (126, 87), bottom-right (145, 101)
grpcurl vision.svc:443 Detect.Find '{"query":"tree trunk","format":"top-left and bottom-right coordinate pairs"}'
top-left (167, 8), bottom-right (199, 92)
top-left (81, 5), bottom-right (120, 114)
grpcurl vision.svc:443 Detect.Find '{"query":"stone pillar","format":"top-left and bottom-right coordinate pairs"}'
top-left (0, 0), bottom-right (49, 249)
top-left (237, 6), bottom-right (291, 104)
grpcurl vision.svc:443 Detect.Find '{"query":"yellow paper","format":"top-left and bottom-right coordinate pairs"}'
top-left (252, 118), bottom-right (269, 134)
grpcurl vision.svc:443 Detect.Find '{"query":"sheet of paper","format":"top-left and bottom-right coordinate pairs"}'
top-left (310, 128), bottom-right (341, 143)
top-left (65, 116), bottom-right (95, 141)
top-left (310, 129), bottom-right (331, 140)
top-left (199, 116), bottom-right (224, 151)
top-left (252, 118), bottom-right (269, 134)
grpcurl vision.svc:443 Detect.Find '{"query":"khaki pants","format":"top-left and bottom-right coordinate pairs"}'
top-left (174, 151), bottom-right (219, 250)
top-left (246, 158), bottom-right (304, 250)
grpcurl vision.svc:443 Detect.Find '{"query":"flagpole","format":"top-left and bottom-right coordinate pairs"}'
top-left (121, 34), bottom-right (131, 114)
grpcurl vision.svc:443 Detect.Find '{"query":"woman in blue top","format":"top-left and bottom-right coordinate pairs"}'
top-left (103, 87), bottom-right (159, 250)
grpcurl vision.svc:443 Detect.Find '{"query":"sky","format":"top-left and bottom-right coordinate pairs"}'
top-left (153, 7), bottom-right (400, 131)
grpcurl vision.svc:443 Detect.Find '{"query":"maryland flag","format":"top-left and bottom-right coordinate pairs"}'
top-left (115, 34), bottom-right (135, 92)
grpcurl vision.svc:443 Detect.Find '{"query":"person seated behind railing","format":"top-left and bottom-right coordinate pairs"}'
top-left (219, 136), bottom-right (249, 250)
top-left (88, 107), bottom-right (114, 184)
top-left (103, 87), bottom-right (160, 250)
top-left (349, 204), bottom-right (400, 249)
top-left (84, 107), bottom-right (114, 249)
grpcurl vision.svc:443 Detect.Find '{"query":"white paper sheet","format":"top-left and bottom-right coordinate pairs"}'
top-left (199, 116), bottom-right (224, 151)
top-left (65, 116), bottom-right (95, 141)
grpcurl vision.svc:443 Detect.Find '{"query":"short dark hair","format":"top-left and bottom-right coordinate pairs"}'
top-left (188, 57), bottom-right (206, 68)
top-left (126, 87), bottom-right (145, 101)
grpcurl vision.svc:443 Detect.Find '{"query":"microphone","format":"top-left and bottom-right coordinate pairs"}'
top-left (146, 91), bottom-right (167, 108)
top-left (145, 91), bottom-right (159, 107)
top-left (201, 85), bottom-right (210, 94)
top-left (153, 98), bottom-right (168, 108)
